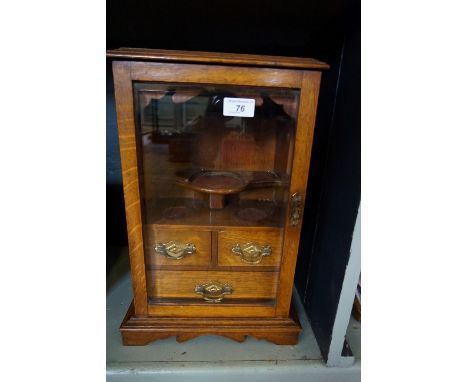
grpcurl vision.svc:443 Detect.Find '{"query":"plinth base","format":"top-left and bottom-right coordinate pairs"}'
top-left (120, 302), bottom-right (302, 345)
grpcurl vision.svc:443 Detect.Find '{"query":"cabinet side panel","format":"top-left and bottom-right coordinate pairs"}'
top-left (276, 71), bottom-right (322, 316)
top-left (113, 61), bottom-right (148, 315)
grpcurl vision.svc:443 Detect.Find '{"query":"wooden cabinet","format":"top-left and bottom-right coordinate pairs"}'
top-left (107, 48), bottom-right (328, 345)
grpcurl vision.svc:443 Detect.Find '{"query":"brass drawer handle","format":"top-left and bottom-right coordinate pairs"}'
top-left (231, 242), bottom-right (272, 264)
top-left (194, 281), bottom-right (233, 303)
top-left (290, 192), bottom-right (302, 227)
top-left (154, 240), bottom-right (196, 260)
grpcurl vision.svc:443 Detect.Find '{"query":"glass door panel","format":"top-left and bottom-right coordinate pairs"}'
top-left (134, 83), bottom-right (299, 228)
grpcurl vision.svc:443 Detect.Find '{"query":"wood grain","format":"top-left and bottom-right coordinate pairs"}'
top-left (275, 71), bottom-right (322, 316)
top-left (143, 227), bottom-right (211, 266)
top-left (147, 270), bottom-right (279, 299)
top-left (107, 47), bottom-right (329, 70)
top-left (146, 303), bottom-right (276, 318)
top-left (217, 228), bottom-right (283, 267)
top-left (121, 301), bottom-right (301, 345)
top-left (113, 61), bottom-right (148, 315)
top-left (127, 61), bottom-right (303, 89)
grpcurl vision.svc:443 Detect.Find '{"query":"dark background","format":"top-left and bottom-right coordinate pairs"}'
top-left (107, 0), bottom-right (360, 358)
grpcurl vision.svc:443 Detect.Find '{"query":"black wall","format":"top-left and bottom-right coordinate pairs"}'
top-left (295, 2), bottom-right (361, 358)
top-left (107, 0), bottom-right (360, 358)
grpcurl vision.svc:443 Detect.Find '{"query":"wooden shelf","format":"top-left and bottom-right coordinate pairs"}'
top-left (144, 197), bottom-right (286, 228)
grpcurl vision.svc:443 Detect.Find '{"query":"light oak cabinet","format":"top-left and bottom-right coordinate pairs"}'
top-left (107, 48), bottom-right (328, 345)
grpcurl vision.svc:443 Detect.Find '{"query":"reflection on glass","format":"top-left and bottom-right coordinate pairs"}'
top-left (134, 83), bottom-right (299, 228)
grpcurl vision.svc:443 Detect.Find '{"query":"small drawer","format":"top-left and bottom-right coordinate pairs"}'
top-left (144, 226), bottom-right (211, 266)
top-left (147, 270), bottom-right (279, 302)
top-left (217, 229), bottom-right (283, 267)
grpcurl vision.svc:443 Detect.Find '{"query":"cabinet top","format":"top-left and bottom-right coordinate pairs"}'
top-left (106, 48), bottom-right (329, 70)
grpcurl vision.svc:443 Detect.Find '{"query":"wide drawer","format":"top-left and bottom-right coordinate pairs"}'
top-left (147, 270), bottom-right (279, 301)
top-left (144, 226), bottom-right (211, 266)
top-left (217, 229), bottom-right (283, 267)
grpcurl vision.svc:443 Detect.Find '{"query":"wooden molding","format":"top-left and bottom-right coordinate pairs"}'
top-left (107, 47), bottom-right (329, 70)
top-left (121, 301), bottom-right (301, 345)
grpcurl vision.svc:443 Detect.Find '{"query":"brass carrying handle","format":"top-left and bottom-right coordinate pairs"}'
top-left (290, 192), bottom-right (302, 227)
top-left (155, 240), bottom-right (196, 260)
top-left (194, 281), bottom-right (233, 303)
top-left (231, 242), bottom-right (272, 264)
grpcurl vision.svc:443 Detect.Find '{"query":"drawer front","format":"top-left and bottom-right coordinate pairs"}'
top-left (144, 226), bottom-right (211, 266)
top-left (147, 270), bottom-right (278, 301)
top-left (217, 229), bottom-right (283, 267)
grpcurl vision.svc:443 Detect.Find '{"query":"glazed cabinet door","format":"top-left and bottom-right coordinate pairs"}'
top-left (113, 61), bottom-right (321, 317)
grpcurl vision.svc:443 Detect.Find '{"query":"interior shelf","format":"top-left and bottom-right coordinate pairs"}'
top-left (144, 197), bottom-right (285, 228)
